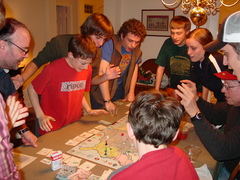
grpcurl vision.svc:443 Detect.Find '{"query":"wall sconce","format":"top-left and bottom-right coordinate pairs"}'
top-left (160, 0), bottom-right (240, 27)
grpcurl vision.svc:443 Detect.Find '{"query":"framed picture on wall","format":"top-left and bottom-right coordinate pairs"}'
top-left (142, 9), bottom-right (175, 37)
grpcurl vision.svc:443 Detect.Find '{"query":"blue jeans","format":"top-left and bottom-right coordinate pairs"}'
top-left (218, 164), bottom-right (230, 180)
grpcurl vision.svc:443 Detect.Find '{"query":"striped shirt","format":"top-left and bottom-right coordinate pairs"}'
top-left (0, 94), bottom-right (19, 179)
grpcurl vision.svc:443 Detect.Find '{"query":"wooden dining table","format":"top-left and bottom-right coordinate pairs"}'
top-left (14, 101), bottom-right (219, 180)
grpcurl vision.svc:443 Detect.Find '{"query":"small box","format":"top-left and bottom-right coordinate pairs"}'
top-left (50, 150), bottom-right (62, 171)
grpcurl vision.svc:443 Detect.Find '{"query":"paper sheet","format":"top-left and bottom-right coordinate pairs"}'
top-left (14, 152), bottom-right (37, 170)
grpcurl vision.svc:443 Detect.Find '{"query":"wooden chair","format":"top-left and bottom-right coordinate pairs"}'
top-left (228, 161), bottom-right (240, 180)
top-left (139, 58), bottom-right (158, 74)
top-left (135, 58), bottom-right (169, 95)
top-left (135, 59), bottom-right (157, 95)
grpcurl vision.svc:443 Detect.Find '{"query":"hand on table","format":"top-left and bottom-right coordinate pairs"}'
top-left (21, 130), bottom-right (38, 147)
top-left (105, 101), bottom-right (116, 112)
top-left (87, 109), bottom-right (108, 116)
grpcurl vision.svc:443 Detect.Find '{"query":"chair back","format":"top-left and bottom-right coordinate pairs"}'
top-left (140, 58), bottom-right (158, 74)
top-left (228, 161), bottom-right (240, 180)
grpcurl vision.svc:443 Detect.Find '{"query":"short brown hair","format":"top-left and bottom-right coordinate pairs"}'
top-left (80, 13), bottom-right (113, 41)
top-left (229, 43), bottom-right (240, 57)
top-left (128, 89), bottom-right (183, 147)
top-left (68, 35), bottom-right (97, 59)
top-left (170, 16), bottom-right (191, 32)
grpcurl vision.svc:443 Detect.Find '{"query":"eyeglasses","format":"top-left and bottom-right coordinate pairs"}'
top-left (222, 83), bottom-right (240, 90)
top-left (5, 40), bottom-right (29, 55)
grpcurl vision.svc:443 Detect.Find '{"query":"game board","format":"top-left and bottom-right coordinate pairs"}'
top-left (67, 115), bottom-right (139, 169)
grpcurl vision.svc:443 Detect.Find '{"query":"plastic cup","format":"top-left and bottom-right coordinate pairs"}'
top-left (184, 145), bottom-right (202, 163)
top-left (177, 123), bottom-right (191, 140)
top-left (110, 107), bottom-right (118, 117)
top-left (178, 131), bottom-right (189, 140)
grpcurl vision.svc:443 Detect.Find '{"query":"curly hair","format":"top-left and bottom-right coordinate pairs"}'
top-left (117, 18), bottom-right (146, 43)
top-left (128, 89), bottom-right (183, 148)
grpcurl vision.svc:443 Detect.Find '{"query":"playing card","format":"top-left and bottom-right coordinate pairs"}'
top-left (98, 120), bottom-right (112, 125)
top-left (79, 161), bottom-right (96, 171)
top-left (94, 125), bottom-right (107, 130)
top-left (66, 156), bottom-right (82, 167)
top-left (79, 132), bottom-right (93, 138)
top-left (88, 174), bottom-right (101, 180)
top-left (37, 148), bottom-right (53, 156)
top-left (88, 128), bottom-right (100, 134)
top-left (100, 169), bottom-right (113, 180)
top-left (40, 158), bottom-right (51, 165)
top-left (62, 153), bottom-right (71, 163)
top-left (72, 135), bottom-right (87, 142)
top-left (65, 139), bottom-right (79, 146)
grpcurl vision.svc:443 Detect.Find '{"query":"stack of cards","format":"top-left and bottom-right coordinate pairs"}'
top-left (67, 168), bottom-right (92, 180)
top-left (56, 164), bottom-right (77, 179)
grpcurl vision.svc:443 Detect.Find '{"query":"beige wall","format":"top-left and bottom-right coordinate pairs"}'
top-left (104, 0), bottom-right (220, 63)
top-left (4, 0), bottom-right (103, 107)
top-left (4, 0), bottom-right (103, 68)
top-left (4, 0), bottom-right (79, 68)
top-left (78, 0), bottom-right (103, 26)
top-left (220, 0), bottom-right (240, 24)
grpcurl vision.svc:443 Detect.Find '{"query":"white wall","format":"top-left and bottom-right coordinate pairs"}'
top-left (4, 0), bottom-right (102, 107)
top-left (4, 0), bottom-right (80, 68)
top-left (104, 0), bottom-right (220, 63)
top-left (4, 0), bottom-right (103, 68)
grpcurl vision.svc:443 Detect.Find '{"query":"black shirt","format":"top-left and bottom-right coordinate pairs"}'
top-left (0, 68), bottom-right (15, 100)
top-left (191, 52), bottom-right (227, 102)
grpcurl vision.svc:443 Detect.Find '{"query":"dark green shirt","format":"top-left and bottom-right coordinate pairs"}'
top-left (32, 34), bottom-right (76, 68)
top-left (155, 38), bottom-right (191, 89)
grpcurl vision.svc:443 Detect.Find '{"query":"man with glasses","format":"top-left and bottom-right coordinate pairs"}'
top-left (175, 70), bottom-right (240, 179)
top-left (0, 18), bottom-right (38, 147)
top-left (5, 39), bottom-right (29, 55)
top-left (204, 11), bottom-right (240, 82)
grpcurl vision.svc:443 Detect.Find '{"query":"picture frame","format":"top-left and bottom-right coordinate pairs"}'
top-left (142, 9), bottom-right (175, 37)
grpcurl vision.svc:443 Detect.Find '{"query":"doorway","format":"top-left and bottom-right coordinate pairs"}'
top-left (57, 6), bottom-right (70, 35)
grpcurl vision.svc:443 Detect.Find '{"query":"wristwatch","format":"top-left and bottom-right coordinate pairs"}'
top-left (104, 99), bottom-right (111, 103)
top-left (18, 127), bottom-right (30, 135)
top-left (191, 111), bottom-right (205, 122)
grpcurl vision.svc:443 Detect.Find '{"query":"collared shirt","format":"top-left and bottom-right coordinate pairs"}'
top-left (0, 68), bottom-right (16, 100)
top-left (0, 94), bottom-right (20, 179)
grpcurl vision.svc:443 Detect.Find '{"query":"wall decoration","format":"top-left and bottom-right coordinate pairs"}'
top-left (142, 9), bottom-right (175, 37)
